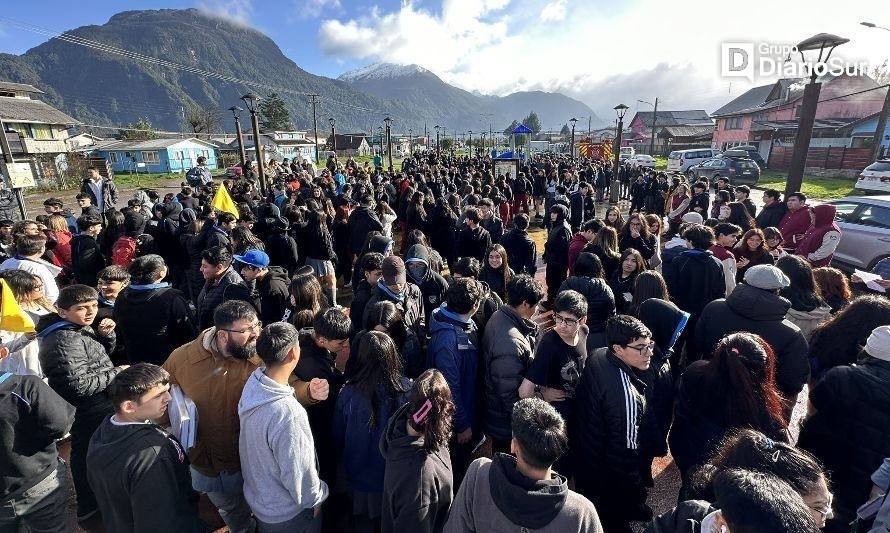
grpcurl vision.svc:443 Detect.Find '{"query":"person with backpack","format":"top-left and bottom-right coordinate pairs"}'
top-left (186, 156), bottom-right (213, 188)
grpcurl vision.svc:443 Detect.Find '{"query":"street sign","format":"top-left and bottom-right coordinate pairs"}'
top-left (0, 162), bottom-right (36, 188)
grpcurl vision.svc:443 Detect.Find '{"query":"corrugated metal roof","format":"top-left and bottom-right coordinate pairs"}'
top-left (0, 81), bottom-right (44, 94)
top-left (634, 110), bottom-right (712, 127)
top-left (0, 96), bottom-right (78, 125)
top-left (93, 138), bottom-right (215, 151)
top-left (658, 125), bottom-right (716, 138)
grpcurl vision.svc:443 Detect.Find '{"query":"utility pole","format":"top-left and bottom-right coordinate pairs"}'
top-left (871, 86), bottom-right (890, 161)
top-left (0, 119), bottom-right (27, 219)
top-left (650, 97), bottom-right (659, 156)
top-left (309, 94), bottom-right (320, 163)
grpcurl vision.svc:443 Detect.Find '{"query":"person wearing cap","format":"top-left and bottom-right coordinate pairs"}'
top-left (799, 325), bottom-right (890, 532)
top-left (235, 249), bottom-right (289, 325)
top-left (363, 255), bottom-right (425, 351)
top-left (696, 264), bottom-right (810, 405)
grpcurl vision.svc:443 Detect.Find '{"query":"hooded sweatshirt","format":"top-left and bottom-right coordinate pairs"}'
top-left (380, 402), bottom-right (454, 533)
top-left (86, 417), bottom-right (204, 533)
top-left (794, 204), bottom-right (841, 267)
top-left (406, 244), bottom-right (449, 324)
top-left (238, 367), bottom-right (328, 524)
top-left (443, 454), bottom-right (603, 533)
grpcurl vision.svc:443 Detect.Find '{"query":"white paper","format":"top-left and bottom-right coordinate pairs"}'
top-left (168, 385), bottom-right (197, 450)
top-left (854, 270), bottom-right (886, 293)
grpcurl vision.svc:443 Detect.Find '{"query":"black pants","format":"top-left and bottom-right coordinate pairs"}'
top-left (71, 402), bottom-right (113, 516)
top-left (545, 263), bottom-right (567, 302)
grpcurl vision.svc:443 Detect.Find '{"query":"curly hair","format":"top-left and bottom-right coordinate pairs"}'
top-left (406, 369), bottom-right (455, 453)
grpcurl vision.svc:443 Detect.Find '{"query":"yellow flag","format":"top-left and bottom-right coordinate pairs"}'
top-left (210, 183), bottom-right (239, 219)
top-left (0, 279), bottom-right (35, 333)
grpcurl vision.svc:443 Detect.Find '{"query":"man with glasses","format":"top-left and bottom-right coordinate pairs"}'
top-left (572, 315), bottom-right (671, 533)
top-left (162, 300), bottom-right (263, 533)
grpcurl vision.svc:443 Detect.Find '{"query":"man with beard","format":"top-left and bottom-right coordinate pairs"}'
top-left (161, 300), bottom-right (264, 533)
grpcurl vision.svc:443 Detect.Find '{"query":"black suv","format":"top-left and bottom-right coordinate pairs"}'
top-left (687, 156), bottom-right (761, 185)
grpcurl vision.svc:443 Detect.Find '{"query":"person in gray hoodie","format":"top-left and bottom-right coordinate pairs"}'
top-left (238, 322), bottom-right (328, 533)
top-left (405, 243), bottom-right (449, 325)
top-left (444, 398), bottom-right (603, 533)
top-left (380, 369), bottom-right (454, 533)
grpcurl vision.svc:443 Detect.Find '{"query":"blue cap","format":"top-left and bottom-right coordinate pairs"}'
top-left (233, 249), bottom-right (270, 269)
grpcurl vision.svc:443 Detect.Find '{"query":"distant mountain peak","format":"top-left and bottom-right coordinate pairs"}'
top-left (339, 62), bottom-right (433, 82)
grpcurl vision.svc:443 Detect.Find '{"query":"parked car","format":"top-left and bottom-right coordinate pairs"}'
top-left (687, 157), bottom-right (760, 185)
top-left (632, 154), bottom-right (656, 168)
top-left (855, 160), bottom-right (890, 194)
top-left (619, 146), bottom-right (636, 162)
top-left (828, 195), bottom-right (890, 272)
top-left (725, 145), bottom-right (767, 169)
top-left (667, 148), bottom-right (721, 173)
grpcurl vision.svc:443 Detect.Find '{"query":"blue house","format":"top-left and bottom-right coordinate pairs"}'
top-left (848, 113), bottom-right (890, 158)
top-left (91, 138), bottom-right (218, 173)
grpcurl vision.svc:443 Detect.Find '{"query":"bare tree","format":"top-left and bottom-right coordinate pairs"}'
top-left (183, 102), bottom-right (221, 138)
top-left (871, 59), bottom-right (890, 85)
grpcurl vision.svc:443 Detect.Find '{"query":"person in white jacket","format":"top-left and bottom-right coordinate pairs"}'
top-left (238, 322), bottom-right (328, 533)
top-left (709, 223), bottom-right (743, 297)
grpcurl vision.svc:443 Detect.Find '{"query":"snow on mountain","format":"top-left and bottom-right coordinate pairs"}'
top-left (338, 62), bottom-right (431, 82)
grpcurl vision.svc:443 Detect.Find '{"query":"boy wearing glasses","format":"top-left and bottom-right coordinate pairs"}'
top-left (519, 290), bottom-right (588, 422)
top-left (571, 315), bottom-right (672, 533)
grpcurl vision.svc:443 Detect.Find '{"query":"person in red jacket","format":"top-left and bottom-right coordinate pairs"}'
top-left (777, 192), bottom-right (813, 253)
top-left (794, 204), bottom-right (841, 268)
top-left (568, 219), bottom-right (604, 275)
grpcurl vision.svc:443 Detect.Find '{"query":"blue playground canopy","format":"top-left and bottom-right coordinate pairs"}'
top-left (511, 124), bottom-right (533, 135)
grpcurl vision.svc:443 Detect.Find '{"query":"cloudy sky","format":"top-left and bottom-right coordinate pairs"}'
top-left (1, 0), bottom-right (887, 124)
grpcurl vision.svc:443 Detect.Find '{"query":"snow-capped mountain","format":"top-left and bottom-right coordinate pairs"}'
top-left (338, 62), bottom-right (432, 82)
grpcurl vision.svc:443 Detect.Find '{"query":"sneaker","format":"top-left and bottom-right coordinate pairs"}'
top-left (77, 509), bottom-right (99, 522)
top-left (343, 281), bottom-right (352, 288)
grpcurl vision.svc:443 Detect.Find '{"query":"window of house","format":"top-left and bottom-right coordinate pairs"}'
top-left (30, 124), bottom-right (54, 140)
top-left (109, 152), bottom-right (119, 163)
top-left (199, 150), bottom-right (210, 159)
top-left (141, 151), bottom-right (160, 164)
top-left (724, 117), bottom-right (744, 130)
top-left (7, 123), bottom-right (29, 138)
top-left (794, 105), bottom-right (802, 118)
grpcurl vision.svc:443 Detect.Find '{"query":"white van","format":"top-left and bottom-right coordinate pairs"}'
top-left (668, 148), bottom-right (721, 173)
top-left (619, 146), bottom-right (635, 162)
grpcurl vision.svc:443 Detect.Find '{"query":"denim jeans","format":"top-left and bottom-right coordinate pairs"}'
top-left (191, 467), bottom-right (255, 533)
top-left (0, 460), bottom-right (68, 533)
top-left (258, 508), bottom-right (321, 533)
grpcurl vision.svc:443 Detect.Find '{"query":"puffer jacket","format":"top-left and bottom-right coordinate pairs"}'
top-left (249, 266), bottom-right (290, 325)
top-left (428, 306), bottom-right (478, 434)
top-left (696, 283), bottom-right (810, 398)
top-left (543, 205), bottom-right (571, 266)
top-left (499, 227), bottom-right (537, 276)
top-left (663, 249), bottom-right (725, 319)
top-left (113, 283), bottom-right (197, 365)
top-left (196, 267), bottom-right (251, 330)
top-left (785, 305), bottom-right (832, 343)
top-left (482, 306), bottom-right (537, 442)
top-left (35, 313), bottom-right (119, 409)
top-left (799, 357), bottom-right (890, 528)
top-left (364, 281), bottom-right (427, 376)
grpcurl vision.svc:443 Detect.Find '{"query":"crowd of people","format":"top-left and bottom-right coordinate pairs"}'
top-left (1, 149), bottom-right (889, 533)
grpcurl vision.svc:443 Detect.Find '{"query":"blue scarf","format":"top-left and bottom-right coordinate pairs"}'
top-left (128, 282), bottom-right (170, 291)
top-left (377, 279), bottom-right (405, 302)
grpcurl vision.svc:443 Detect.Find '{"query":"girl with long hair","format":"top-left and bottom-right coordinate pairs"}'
top-left (732, 228), bottom-right (774, 282)
top-left (726, 201), bottom-right (755, 230)
top-left (669, 332), bottom-right (788, 497)
top-left (603, 205), bottom-right (624, 232)
top-left (711, 190), bottom-right (732, 220)
top-left (629, 270), bottom-right (670, 317)
top-left (666, 183), bottom-right (691, 237)
top-left (812, 266), bottom-right (851, 313)
top-left (478, 244), bottom-right (513, 299)
top-left (284, 272), bottom-right (330, 329)
top-left (763, 226), bottom-right (788, 260)
top-left (0, 270), bottom-right (55, 376)
top-left (584, 225), bottom-right (622, 280)
top-left (808, 294), bottom-right (890, 380)
top-left (608, 247), bottom-right (647, 313)
top-left (303, 209), bottom-right (339, 305)
top-left (644, 213), bottom-right (664, 270)
top-left (619, 213), bottom-right (657, 265)
top-left (375, 193), bottom-right (397, 239)
top-left (230, 226), bottom-right (265, 255)
top-left (334, 331), bottom-right (411, 533)
top-left (380, 369), bottom-right (455, 533)
top-left (776, 255), bottom-right (832, 342)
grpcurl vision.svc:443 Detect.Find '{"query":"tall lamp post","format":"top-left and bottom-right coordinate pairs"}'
top-left (229, 106), bottom-right (247, 165)
top-left (786, 33), bottom-right (848, 196)
top-left (637, 98), bottom-right (659, 156)
top-left (480, 133), bottom-right (487, 157)
top-left (435, 125), bottom-right (440, 156)
top-left (240, 93), bottom-right (267, 196)
top-left (408, 128), bottom-right (413, 155)
top-left (377, 126), bottom-right (383, 156)
top-left (569, 117), bottom-right (578, 158)
top-left (468, 131), bottom-right (473, 156)
top-left (384, 116), bottom-right (393, 169)
top-left (862, 21), bottom-right (890, 160)
top-left (329, 117), bottom-right (336, 157)
top-left (612, 104), bottom-right (629, 182)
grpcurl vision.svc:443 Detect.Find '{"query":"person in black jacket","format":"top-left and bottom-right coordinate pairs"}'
top-left (0, 356), bottom-right (75, 533)
top-left (196, 246), bottom-right (251, 331)
top-left (236, 249), bottom-right (290, 326)
top-left (688, 182), bottom-right (710, 218)
top-left (87, 364), bottom-right (204, 533)
top-left (456, 208), bottom-right (492, 263)
top-left (406, 244), bottom-right (450, 325)
top-left (265, 219), bottom-right (300, 278)
top-left (380, 369), bottom-right (454, 533)
top-left (114, 254), bottom-right (197, 365)
top-left (478, 199), bottom-right (504, 244)
top-left (543, 204), bottom-right (571, 302)
top-left (351, 252), bottom-right (384, 331)
top-left (349, 195), bottom-right (384, 256)
top-left (571, 315), bottom-right (668, 533)
top-left (71, 215), bottom-right (106, 288)
top-left (559, 252), bottom-right (616, 351)
top-left (695, 265), bottom-right (810, 407)
top-left (618, 213), bottom-right (657, 266)
top-left (499, 213), bottom-right (537, 276)
top-left (755, 189), bottom-right (787, 230)
top-left (36, 285), bottom-right (124, 522)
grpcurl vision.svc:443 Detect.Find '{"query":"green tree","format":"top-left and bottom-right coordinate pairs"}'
top-left (441, 138), bottom-right (455, 152)
top-left (119, 117), bottom-right (159, 140)
top-left (560, 123), bottom-right (570, 136)
top-left (523, 111), bottom-right (542, 134)
top-left (259, 92), bottom-right (292, 131)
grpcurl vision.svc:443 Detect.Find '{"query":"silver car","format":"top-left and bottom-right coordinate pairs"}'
top-left (828, 195), bottom-right (890, 272)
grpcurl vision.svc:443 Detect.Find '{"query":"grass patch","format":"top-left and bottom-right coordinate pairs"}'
top-left (111, 172), bottom-right (182, 189)
top-left (757, 170), bottom-right (857, 200)
top-left (654, 155), bottom-right (668, 170)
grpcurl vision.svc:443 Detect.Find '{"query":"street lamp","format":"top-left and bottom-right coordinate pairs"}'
top-left (408, 128), bottom-right (413, 155)
top-left (862, 22), bottom-right (890, 160)
top-left (377, 126), bottom-right (383, 157)
top-left (638, 98), bottom-right (659, 156)
top-left (229, 106), bottom-right (247, 166)
top-left (328, 117), bottom-right (336, 157)
top-left (384, 116), bottom-right (393, 169)
top-left (569, 117), bottom-right (578, 158)
top-left (612, 104), bottom-right (629, 196)
top-left (435, 125), bottom-right (440, 156)
top-left (240, 93), bottom-right (267, 196)
top-left (785, 33), bottom-right (849, 196)
top-left (468, 131), bottom-right (473, 156)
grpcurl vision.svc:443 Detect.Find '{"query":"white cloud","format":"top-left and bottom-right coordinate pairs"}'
top-left (317, 0), bottom-right (889, 122)
top-left (196, 0), bottom-right (254, 25)
top-left (293, 0), bottom-right (342, 21)
top-left (539, 0), bottom-right (567, 22)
